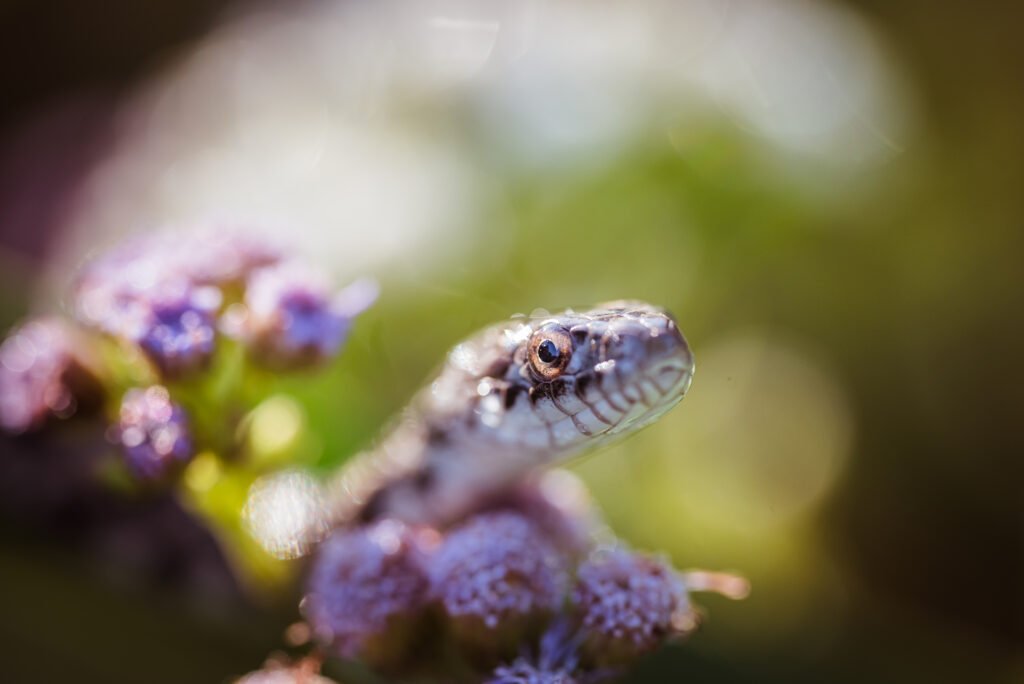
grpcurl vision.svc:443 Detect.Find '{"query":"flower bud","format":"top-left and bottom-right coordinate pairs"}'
top-left (116, 386), bottom-right (193, 481)
top-left (572, 548), bottom-right (691, 666)
top-left (0, 317), bottom-right (104, 433)
top-left (134, 281), bottom-right (220, 377)
top-left (171, 226), bottom-right (283, 287)
top-left (482, 469), bottom-right (605, 559)
top-left (74, 243), bottom-right (221, 377)
top-left (71, 227), bottom-right (286, 377)
top-left (430, 512), bottom-right (568, 656)
top-left (233, 264), bottom-right (376, 369)
top-left (304, 519), bottom-right (431, 667)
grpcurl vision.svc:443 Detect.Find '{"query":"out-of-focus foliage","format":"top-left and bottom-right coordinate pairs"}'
top-left (0, 0), bottom-right (1021, 683)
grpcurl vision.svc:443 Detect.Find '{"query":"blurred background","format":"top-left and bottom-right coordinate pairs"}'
top-left (0, 0), bottom-right (1021, 682)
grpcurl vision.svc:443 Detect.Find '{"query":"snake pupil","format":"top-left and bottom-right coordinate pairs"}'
top-left (537, 339), bottom-right (560, 364)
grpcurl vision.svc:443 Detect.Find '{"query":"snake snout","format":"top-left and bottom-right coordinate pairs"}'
top-left (640, 313), bottom-right (694, 399)
top-left (594, 308), bottom-right (693, 404)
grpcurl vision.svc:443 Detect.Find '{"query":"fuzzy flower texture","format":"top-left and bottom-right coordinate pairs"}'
top-left (0, 226), bottom-right (745, 683)
top-left (116, 386), bottom-right (192, 481)
top-left (0, 225), bottom-right (376, 484)
top-left (304, 519), bottom-right (431, 663)
top-left (0, 317), bottom-right (103, 433)
top-left (73, 226), bottom-right (377, 375)
top-left (301, 485), bottom-right (730, 682)
top-left (430, 512), bottom-right (567, 630)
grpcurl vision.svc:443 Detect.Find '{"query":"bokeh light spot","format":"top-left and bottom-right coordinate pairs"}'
top-left (657, 331), bottom-right (853, 533)
top-left (242, 470), bottom-right (329, 560)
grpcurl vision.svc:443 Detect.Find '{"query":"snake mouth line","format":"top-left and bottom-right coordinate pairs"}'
top-left (530, 358), bottom-right (692, 446)
top-left (603, 379), bottom-right (689, 436)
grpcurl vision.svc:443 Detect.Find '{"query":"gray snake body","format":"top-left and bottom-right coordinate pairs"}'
top-left (325, 301), bottom-right (694, 530)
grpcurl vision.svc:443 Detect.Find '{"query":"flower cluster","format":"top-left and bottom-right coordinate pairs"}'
top-left (73, 226), bottom-right (375, 376)
top-left (304, 520), bottom-right (433, 666)
top-left (0, 227), bottom-right (746, 684)
top-left (116, 386), bottom-right (193, 481)
top-left (0, 226), bottom-right (376, 484)
top-left (233, 263), bottom-right (378, 369)
top-left (430, 512), bottom-right (567, 632)
top-left (573, 549), bottom-right (689, 666)
top-left (300, 473), bottom-right (739, 682)
top-left (0, 317), bottom-right (103, 433)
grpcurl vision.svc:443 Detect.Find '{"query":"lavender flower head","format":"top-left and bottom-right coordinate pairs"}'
top-left (72, 227), bottom-right (291, 376)
top-left (168, 226), bottom-right (283, 287)
top-left (73, 236), bottom-right (223, 377)
top-left (572, 548), bottom-right (691, 665)
top-left (117, 386), bottom-right (193, 481)
top-left (486, 470), bottom-right (604, 559)
top-left (304, 519), bottom-right (430, 661)
top-left (132, 281), bottom-right (221, 377)
top-left (74, 237), bottom-right (164, 335)
top-left (430, 512), bottom-right (568, 630)
top-left (0, 318), bottom-right (103, 433)
top-left (72, 227), bottom-right (373, 373)
top-left (74, 228), bottom-right (282, 299)
top-left (234, 263), bottom-right (377, 369)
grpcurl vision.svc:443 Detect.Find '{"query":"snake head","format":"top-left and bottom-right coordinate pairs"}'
top-left (341, 301), bottom-right (695, 527)
top-left (427, 300), bottom-right (694, 464)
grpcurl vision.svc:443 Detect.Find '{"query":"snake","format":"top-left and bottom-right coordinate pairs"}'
top-left (321, 300), bottom-right (694, 531)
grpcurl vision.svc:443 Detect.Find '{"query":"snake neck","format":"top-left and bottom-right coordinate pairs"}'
top-left (327, 403), bottom-right (550, 529)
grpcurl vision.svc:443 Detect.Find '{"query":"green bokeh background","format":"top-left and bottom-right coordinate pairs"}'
top-left (0, 1), bottom-right (1021, 683)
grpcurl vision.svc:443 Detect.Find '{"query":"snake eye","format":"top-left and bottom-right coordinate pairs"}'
top-left (528, 327), bottom-right (572, 380)
top-left (537, 339), bottom-right (559, 363)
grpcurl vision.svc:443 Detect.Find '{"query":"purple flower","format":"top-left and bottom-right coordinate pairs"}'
top-left (116, 386), bottom-right (193, 481)
top-left (572, 548), bottom-right (691, 665)
top-left (133, 281), bottom-right (220, 377)
top-left (74, 240), bottom-right (222, 377)
top-left (0, 318), bottom-right (103, 433)
top-left (232, 263), bottom-right (377, 369)
top-left (74, 227), bottom-right (282, 298)
top-left (72, 227), bottom-right (372, 373)
top-left (169, 225), bottom-right (283, 287)
top-left (489, 660), bottom-right (579, 684)
top-left (483, 470), bottom-right (604, 559)
top-left (72, 227), bottom-right (288, 376)
top-left (429, 512), bottom-right (568, 630)
top-left (73, 234), bottom-right (176, 330)
top-left (304, 519), bottom-right (431, 662)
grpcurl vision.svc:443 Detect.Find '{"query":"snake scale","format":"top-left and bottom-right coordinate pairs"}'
top-left (321, 300), bottom-right (694, 532)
